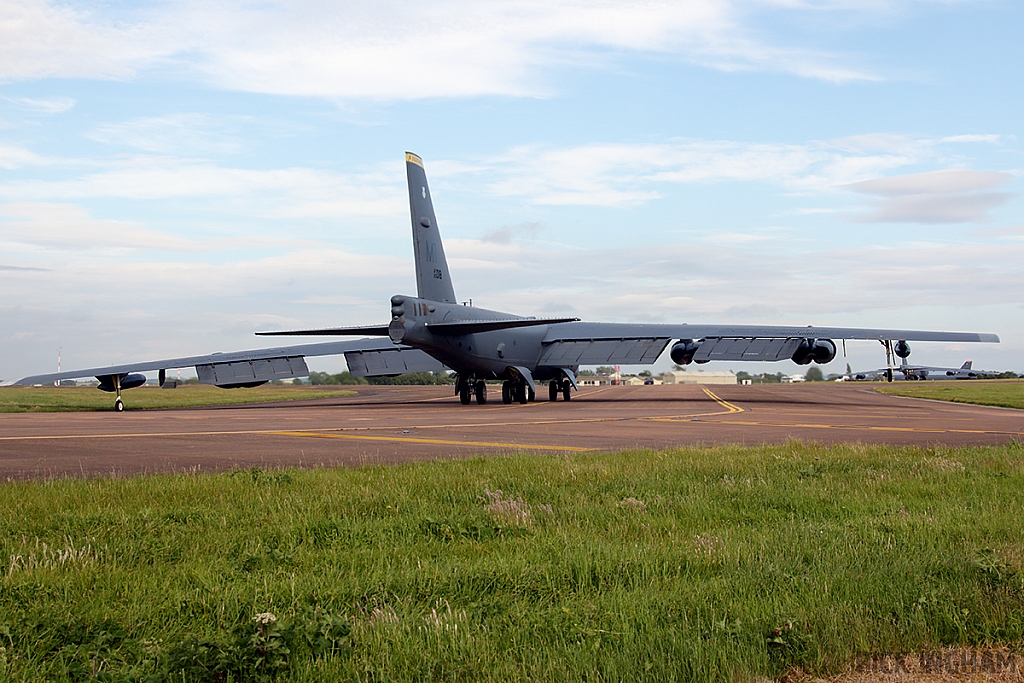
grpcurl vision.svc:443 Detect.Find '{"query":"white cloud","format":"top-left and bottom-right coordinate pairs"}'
top-left (845, 169), bottom-right (1016, 224)
top-left (0, 202), bottom-right (203, 251)
top-left (942, 134), bottom-right (1000, 144)
top-left (86, 114), bottom-right (244, 155)
top-left (1, 95), bottom-right (75, 113)
top-left (0, 141), bottom-right (48, 169)
top-left (846, 169), bottom-right (1012, 196)
top-left (0, 0), bottom-right (886, 99)
top-left (0, 158), bottom-right (407, 220)
top-left (469, 136), bottom-right (957, 207)
top-left (0, 0), bottom-right (170, 81)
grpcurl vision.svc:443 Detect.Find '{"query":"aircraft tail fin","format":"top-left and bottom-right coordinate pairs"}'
top-left (406, 152), bottom-right (457, 304)
top-left (962, 360), bottom-right (972, 370)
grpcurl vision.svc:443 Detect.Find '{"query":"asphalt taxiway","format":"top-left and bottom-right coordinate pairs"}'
top-left (1, 383), bottom-right (1021, 479)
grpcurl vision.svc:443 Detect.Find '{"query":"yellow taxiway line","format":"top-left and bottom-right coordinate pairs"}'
top-left (265, 431), bottom-right (595, 451)
top-left (642, 386), bottom-right (746, 421)
top-left (0, 427), bottom-right (596, 452)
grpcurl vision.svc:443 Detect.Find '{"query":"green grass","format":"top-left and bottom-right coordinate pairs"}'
top-left (0, 384), bottom-right (358, 413)
top-left (876, 380), bottom-right (1024, 410)
top-left (2, 443), bottom-right (1024, 681)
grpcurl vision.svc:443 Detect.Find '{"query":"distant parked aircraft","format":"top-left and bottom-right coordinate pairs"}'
top-left (853, 358), bottom-right (996, 381)
top-left (9, 153), bottom-right (999, 410)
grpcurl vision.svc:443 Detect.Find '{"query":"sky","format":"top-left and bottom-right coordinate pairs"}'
top-left (1, 0), bottom-right (1022, 381)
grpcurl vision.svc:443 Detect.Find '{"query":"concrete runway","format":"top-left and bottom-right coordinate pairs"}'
top-left (1, 383), bottom-right (1022, 479)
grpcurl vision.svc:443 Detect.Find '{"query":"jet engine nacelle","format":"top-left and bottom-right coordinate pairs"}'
top-left (894, 340), bottom-right (911, 358)
top-left (791, 339), bottom-right (836, 365)
top-left (670, 339), bottom-right (702, 365)
top-left (97, 373), bottom-right (147, 392)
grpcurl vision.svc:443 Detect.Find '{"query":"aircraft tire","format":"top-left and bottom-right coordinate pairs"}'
top-left (549, 381), bottom-right (559, 401)
top-left (561, 382), bottom-right (571, 402)
top-left (459, 384), bottom-right (472, 405)
top-left (502, 382), bottom-right (513, 404)
top-left (114, 398), bottom-right (125, 412)
top-left (517, 382), bottom-right (528, 404)
top-left (475, 381), bottom-right (487, 405)
top-left (527, 385), bottom-right (536, 402)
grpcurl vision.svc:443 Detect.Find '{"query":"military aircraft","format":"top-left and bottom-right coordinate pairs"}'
top-left (853, 358), bottom-right (996, 381)
top-left (9, 152), bottom-right (1000, 410)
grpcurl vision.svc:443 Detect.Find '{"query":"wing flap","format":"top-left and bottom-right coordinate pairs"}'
top-left (693, 338), bottom-right (804, 362)
top-left (539, 338), bottom-right (671, 365)
top-left (345, 348), bottom-right (446, 377)
top-left (197, 356), bottom-right (309, 387)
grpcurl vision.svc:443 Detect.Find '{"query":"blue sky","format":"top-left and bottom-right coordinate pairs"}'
top-left (1, 0), bottom-right (1021, 379)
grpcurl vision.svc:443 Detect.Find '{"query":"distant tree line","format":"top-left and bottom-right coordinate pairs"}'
top-left (307, 370), bottom-right (453, 386)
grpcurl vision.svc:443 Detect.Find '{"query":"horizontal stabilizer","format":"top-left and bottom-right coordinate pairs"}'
top-left (425, 317), bottom-right (579, 335)
top-left (256, 324), bottom-right (391, 337)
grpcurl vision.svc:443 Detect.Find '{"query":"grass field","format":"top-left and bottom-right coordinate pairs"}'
top-left (0, 384), bottom-right (358, 413)
top-left (876, 380), bottom-right (1024, 411)
top-left (2, 443), bottom-right (1024, 681)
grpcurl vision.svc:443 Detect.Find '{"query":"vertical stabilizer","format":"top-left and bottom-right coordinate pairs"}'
top-left (962, 360), bottom-right (972, 370)
top-left (406, 152), bottom-right (457, 304)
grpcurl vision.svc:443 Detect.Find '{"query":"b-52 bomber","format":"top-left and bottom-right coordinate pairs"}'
top-left (854, 358), bottom-right (996, 381)
top-left (10, 153), bottom-right (1000, 411)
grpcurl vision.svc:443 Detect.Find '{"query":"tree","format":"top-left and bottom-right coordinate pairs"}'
top-left (638, 370), bottom-right (652, 377)
top-left (596, 366), bottom-right (614, 375)
top-left (735, 371), bottom-right (752, 382)
top-left (308, 371), bottom-right (368, 385)
top-left (804, 367), bottom-right (824, 382)
top-left (366, 371), bottom-right (453, 385)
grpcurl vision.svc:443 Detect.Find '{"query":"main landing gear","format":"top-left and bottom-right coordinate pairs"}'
top-left (501, 379), bottom-right (529, 404)
top-left (458, 377), bottom-right (488, 405)
top-left (113, 375), bottom-right (124, 412)
top-left (548, 379), bottom-right (572, 401)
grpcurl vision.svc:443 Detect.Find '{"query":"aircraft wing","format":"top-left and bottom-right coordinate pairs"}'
top-left (540, 322), bottom-right (998, 365)
top-left (8, 338), bottom-right (446, 387)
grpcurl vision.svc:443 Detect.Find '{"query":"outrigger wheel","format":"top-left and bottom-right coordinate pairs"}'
top-left (114, 374), bottom-right (125, 412)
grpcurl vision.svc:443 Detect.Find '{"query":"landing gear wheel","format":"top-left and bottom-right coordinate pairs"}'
top-left (475, 381), bottom-right (487, 405)
top-left (459, 383), bottom-right (472, 405)
top-left (549, 381), bottom-right (559, 401)
top-left (885, 369), bottom-right (894, 383)
top-left (561, 381), bottom-right (571, 402)
top-left (517, 382), bottom-right (528, 404)
top-left (527, 385), bottom-right (536, 403)
top-left (502, 381), bottom-right (513, 404)
top-left (114, 398), bottom-right (125, 412)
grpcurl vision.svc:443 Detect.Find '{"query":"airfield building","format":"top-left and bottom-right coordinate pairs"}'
top-left (661, 371), bottom-right (737, 385)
